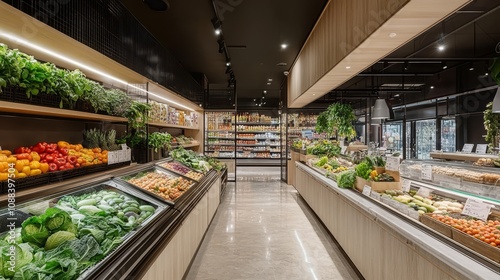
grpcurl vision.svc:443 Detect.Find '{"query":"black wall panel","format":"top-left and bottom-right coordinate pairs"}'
top-left (2, 0), bottom-right (203, 103)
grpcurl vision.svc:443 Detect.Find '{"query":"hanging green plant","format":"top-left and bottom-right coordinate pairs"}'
top-left (148, 132), bottom-right (173, 152)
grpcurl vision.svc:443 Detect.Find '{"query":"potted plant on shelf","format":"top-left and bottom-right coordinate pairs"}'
top-left (148, 132), bottom-right (172, 160)
top-left (124, 101), bottom-right (151, 163)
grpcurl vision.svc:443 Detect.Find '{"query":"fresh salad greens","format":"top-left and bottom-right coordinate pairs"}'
top-left (306, 140), bottom-right (341, 158)
top-left (355, 159), bottom-right (374, 180)
top-left (336, 170), bottom-right (356, 189)
top-left (0, 188), bottom-right (155, 279)
top-left (170, 148), bottom-right (212, 173)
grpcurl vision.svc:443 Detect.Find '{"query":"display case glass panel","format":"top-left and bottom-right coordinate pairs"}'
top-left (416, 119), bottom-right (436, 159)
top-left (383, 121), bottom-right (403, 153)
top-left (441, 118), bottom-right (456, 152)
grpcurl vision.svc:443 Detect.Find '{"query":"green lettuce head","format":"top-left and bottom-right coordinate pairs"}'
top-left (21, 216), bottom-right (49, 246)
top-left (43, 208), bottom-right (75, 232)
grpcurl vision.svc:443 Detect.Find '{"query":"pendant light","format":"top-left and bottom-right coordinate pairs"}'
top-left (372, 99), bottom-right (390, 119)
top-left (492, 87), bottom-right (500, 113)
top-left (371, 119), bottom-right (381, 126)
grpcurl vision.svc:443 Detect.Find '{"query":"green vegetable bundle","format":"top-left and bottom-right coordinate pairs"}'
top-left (336, 170), bottom-right (356, 189)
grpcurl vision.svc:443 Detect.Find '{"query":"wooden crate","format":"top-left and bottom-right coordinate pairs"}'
top-left (420, 214), bottom-right (453, 238)
top-left (452, 228), bottom-right (500, 263)
top-left (355, 170), bottom-right (401, 192)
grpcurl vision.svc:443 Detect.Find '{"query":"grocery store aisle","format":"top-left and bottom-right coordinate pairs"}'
top-left (185, 168), bottom-right (361, 280)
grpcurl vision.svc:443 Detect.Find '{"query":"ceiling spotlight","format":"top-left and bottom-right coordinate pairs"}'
top-left (486, 73), bottom-right (489, 76)
top-left (346, 66), bottom-right (351, 69)
top-left (430, 86), bottom-right (435, 89)
top-left (226, 61), bottom-right (231, 66)
top-left (267, 82), bottom-right (271, 85)
top-left (259, 104), bottom-right (262, 106)
top-left (217, 38), bottom-right (225, 54)
top-left (469, 67), bottom-right (474, 71)
top-left (211, 17), bottom-right (222, 35)
top-left (438, 45), bottom-right (445, 51)
top-left (442, 62), bottom-right (448, 70)
top-left (313, 94), bottom-right (316, 96)
top-left (395, 94), bottom-right (400, 97)
top-left (199, 104), bottom-right (203, 107)
top-left (253, 99), bottom-right (256, 101)
top-left (143, 0), bottom-right (170, 11)
top-left (262, 96), bottom-right (265, 99)
top-left (268, 78), bottom-right (273, 82)
top-left (389, 32), bottom-right (397, 38)
top-left (281, 44), bottom-right (288, 49)
top-left (404, 62), bottom-right (409, 71)
top-left (215, 29), bottom-right (221, 35)
top-left (264, 102), bottom-right (266, 104)
top-left (263, 90), bottom-right (267, 94)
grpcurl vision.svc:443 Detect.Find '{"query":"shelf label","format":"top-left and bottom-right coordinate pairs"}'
top-left (475, 144), bottom-right (488, 154)
top-left (381, 195), bottom-right (392, 206)
top-left (362, 185), bottom-right (372, 196)
top-left (370, 191), bottom-right (381, 201)
top-left (341, 146), bottom-right (347, 155)
top-left (107, 151), bottom-right (118, 165)
top-left (416, 187), bottom-right (432, 198)
top-left (462, 143), bottom-right (474, 153)
top-left (421, 165), bottom-right (433, 181)
top-left (402, 179), bottom-right (412, 193)
top-left (408, 209), bottom-right (420, 220)
top-left (385, 156), bottom-right (400, 171)
top-left (461, 198), bottom-right (492, 221)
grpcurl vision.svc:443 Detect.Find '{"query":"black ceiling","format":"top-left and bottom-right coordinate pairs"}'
top-left (121, 0), bottom-right (327, 100)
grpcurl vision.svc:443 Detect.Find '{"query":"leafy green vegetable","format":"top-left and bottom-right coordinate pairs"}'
top-left (79, 228), bottom-right (105, 244)
top-left (45, 231), bottom-right (76, 251)
top-left (336, 170), bottom-right (356, 189)
top-left (315, 156), bottom-right (329, 167)
top-left (21, 216), bottom-right (50, 247)
top-left (78, 205), bottom-right (105, 216)
top-left (355, 160), bottom-right (373, 180)
top-left (43, 208), bottom-right (74, 233)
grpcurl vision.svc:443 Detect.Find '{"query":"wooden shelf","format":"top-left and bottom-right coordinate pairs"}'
top-left (172, 143), bottom-right (200, 148)
top-left (0, 101), bottom-right (127, 122)
top-left (148, 121), bottom-right (199, 130)
top-left (430, 152), bottom-right (497, 162)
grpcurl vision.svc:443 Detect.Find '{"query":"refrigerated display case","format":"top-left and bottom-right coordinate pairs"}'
top-left (0, 178), bottom-right (170, 280)
top-left (441, 118), bottom-right (457, 152)
top-left (416, 119), bottom-right (437, 159)
top-left (383, 121), bottom-right (403, 153)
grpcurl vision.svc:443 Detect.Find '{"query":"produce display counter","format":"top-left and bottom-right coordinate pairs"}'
top-left (294, 162), bottom-right (500, 280)
top-left (0, 159), bottom-right (223, 280)
top-left (430, 152), bottom-right (497, 162)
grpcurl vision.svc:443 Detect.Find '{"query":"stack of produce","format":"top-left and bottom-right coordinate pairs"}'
top-left (430, 214), bottom-right (500, 247)
top-left (0, 189), bottom-right (155, 279)
top-left (314, 156), bottom-right (348, 174)
top-left (125, 171), bottom-right (192, 201)
top-left (170, 148), bottom-right (212, 173)
top-left (306, 140), bottom-right (341, 158)
top-left (382, 189), bottom-right (464, 215)
top-left (160, 161), bottom-right (203, 181)
top-left (355, 156), bottom-right (394, 182)
top-left (0, 141), bottom-right (109, 181)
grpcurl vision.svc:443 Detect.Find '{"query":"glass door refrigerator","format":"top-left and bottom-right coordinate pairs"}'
top-left (441, 118), bottom-right (456, 152)
top-left (415, 119), bottom-right (437, 159)
top-left (383, 121), bottom-right (403, 154)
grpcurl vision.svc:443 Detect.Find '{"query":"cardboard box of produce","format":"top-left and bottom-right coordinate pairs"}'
top-left (355, 170), bottom-right (401, 192)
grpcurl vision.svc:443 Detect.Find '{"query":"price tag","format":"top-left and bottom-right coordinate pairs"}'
top-left (461, 198), bottom-right (492, 221)
top-left (402, 179), bottom-right (412, 193)
top-left (381, 195), bottom-right (392, 206)
top-left (385, 156), bottom-right (400, 171)
top-left (107, 151), bottom-right (118, 165)
top-left (397, 204), bottom-right (409, 215)
top-left (341, 146), bottom-right (347, 154)
top-left (362, 185), bottom-right (372, 196)
top-left (421, 165), bottom-right (433, 181)
top-left (370, 191), bottom-right (381, 201)
top-left (408, 209), bottom-right (420, 220)
top-left (462, 143), bottom-right (474, 153)
top-left (121, 144), bottom-right (128, 150)
top-left (416, 187), bottom-right (432, 198)
top-left (475, 144), bottom-right (488, 154)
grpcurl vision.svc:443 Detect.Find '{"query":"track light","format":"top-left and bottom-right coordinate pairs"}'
top-left (225, 66), bottom-right (233, 74)
top-left (404, 62), bottom-right (409, 71)
top-left (218, 38), bottom-right (225, 54)
top-left (211, 17), bottom-right (222, 36)
top-left (226, 60), bottom-right (231, 67)
top-left (442, 62), bottom-right (448, 70)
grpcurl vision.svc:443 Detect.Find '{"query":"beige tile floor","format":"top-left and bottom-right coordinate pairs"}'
top-left (185, 167), bottom-right (361, 280)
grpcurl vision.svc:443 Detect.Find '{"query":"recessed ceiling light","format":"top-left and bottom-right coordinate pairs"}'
top-left (485, 73), bottom-right (489, 76)
top-left (430, 86), bottom-right (435, 89)
top-left (267, 82), bottom-right (271, 85)
top-left (199, 104), bottom-right (203, 107)
top-left (438, 45), bottom-right (445, 51)
top-left (215, 29), bottom-right (221, 35)
top-left (268, 78), bottom-right (272, 82)
top-left (262, 96), bottom-right (265, 99)
top-left (263, 90), bottom-right (267, 94)
top-left (281, 44), bottom-right (288, 49)
top-left (345, 66), bottom-right (351, 69)
top-left (253, 99), bottom-right (256, 101)
top-left (469, 67), bottom-right (474, 71)
top-left (389, 33), bottom-right (397, 38)
top-left (395, 94), bottom-right (400, 97)
top-left (226, 62), bottom-right (231, 66)
top-left (313, 93), bottom-right (316, 96)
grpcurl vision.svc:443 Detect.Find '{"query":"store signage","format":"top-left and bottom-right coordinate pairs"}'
top-left (402, 179), bottom-right (412, 193)
top-left (461, 198), bottom-right (492, 221)
top-left (362, 185), bottom-right (372, 196)
top-left (475, 144), bottom-right (488, 154)
top-left (462, 143), bottom-right (474, 153)
top-left (370, 191), bottom-right (381, 201)
top-left (416, 187), bottom-right (432, 198)
top-left (385, 156), bottom-right (400, 171)
top-left (421, 165), bottom-right (433, 181)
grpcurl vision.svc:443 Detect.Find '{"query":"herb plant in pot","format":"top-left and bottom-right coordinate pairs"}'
top-left (148, 132), bottom-right (172, 160)
top-left (315, 103), bottom-right (357, 145)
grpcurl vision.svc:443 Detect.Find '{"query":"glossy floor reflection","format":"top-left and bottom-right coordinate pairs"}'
top-left (185, 167), bottom-right (361, 280)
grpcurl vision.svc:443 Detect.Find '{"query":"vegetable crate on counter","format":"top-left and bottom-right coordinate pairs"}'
top-left (421, 212), bottom-right (500, 263)
top-left (355, 170), bottom-right (402, 192)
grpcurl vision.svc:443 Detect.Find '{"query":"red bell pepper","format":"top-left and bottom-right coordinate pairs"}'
top-left (16, 153), bottom-right (32, 161)
top-left (32, 142), bottom-right (47, 153)
top-left (64, 162), bottom-right (74, 169)
top-left (67, 156), bottom-right (77, 165)
top-left (75, 163), bottom-right (80, 168)
top-left (54, 157), bottom-right (66, 167)
top-left (39, 153), bottom-right (46, 160)
top-left (58, 166), bottom-right (66, 171)
top-left (45, 154), bottom-right (54, 163)
top-left (45, 144), bottom-right (57, 154)
top-left (59, 148), bottom-right (69, 156)
top-left (14, 147), bottom-right (31, 154)
top-left (40, 159), bottom-right (47, 163)
top-left (49, 163), bottom-right (58, 172)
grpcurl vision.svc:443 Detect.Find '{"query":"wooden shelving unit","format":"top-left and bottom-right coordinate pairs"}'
top-left (0, 101), bottom-right (127, 122)
top-left (148, 121), bottom-right (199, 130)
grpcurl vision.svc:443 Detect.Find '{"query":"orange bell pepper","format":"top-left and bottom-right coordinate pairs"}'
top-left (0, 150), bottom-right (12, 156)
top-left (0, 173), bottom-right (8, 181)
top-left (30, 151), bottom-right (40, 162)
top-left (57, 141), bottom-right (70, 149)
top-left (21, 166), bottom-right (31, 175)
top-left (40, 162), bottom-right (49, 173)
